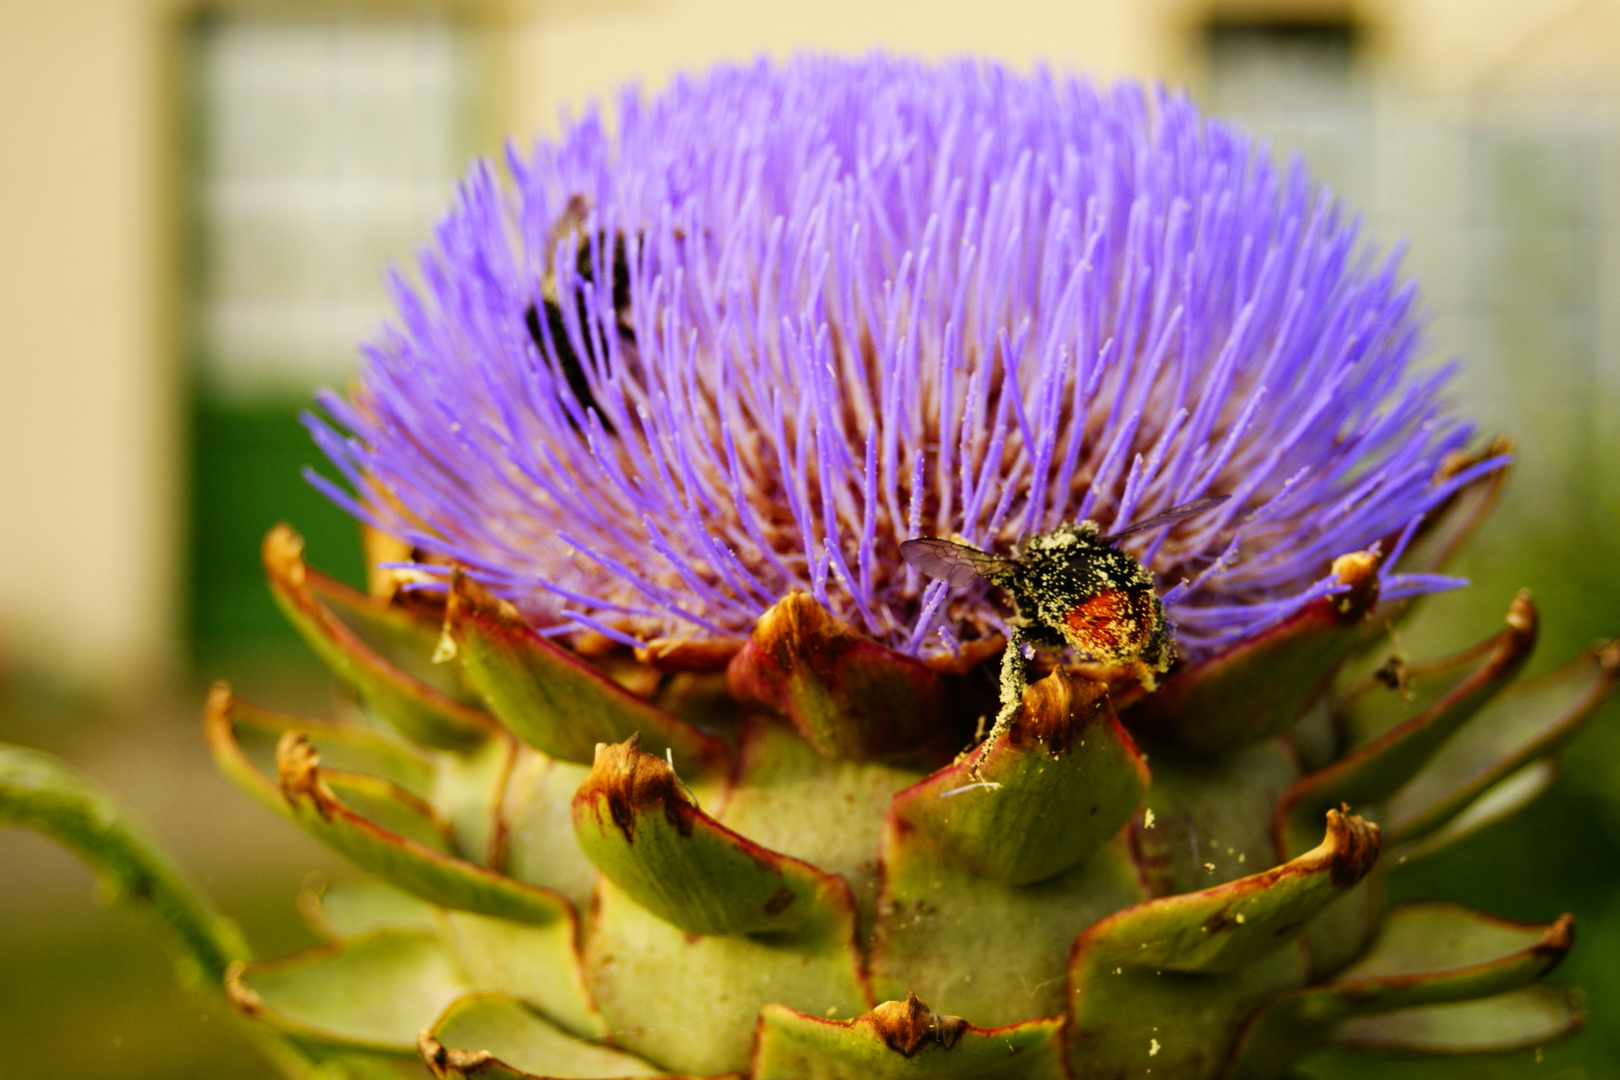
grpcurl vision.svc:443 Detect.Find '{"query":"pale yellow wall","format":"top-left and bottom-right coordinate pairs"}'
top-left (0, 0), bottom-right (179, 693)
top-left (503, 0), bottom-right (1168, 140)
top-left (0, 0), bottom-right (1614, 690)
top-left (502, 0), bottom-right (1620, 139)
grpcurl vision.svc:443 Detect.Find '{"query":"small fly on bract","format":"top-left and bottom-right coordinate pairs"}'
top-left (903, 495), bottom-right (1229, 737)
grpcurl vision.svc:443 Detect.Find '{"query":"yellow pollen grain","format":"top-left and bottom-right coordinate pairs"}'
top-left (1149, 1038), bottom-right (1161, 1057)
top-left (1143, 808), bottom-right (1156, 829)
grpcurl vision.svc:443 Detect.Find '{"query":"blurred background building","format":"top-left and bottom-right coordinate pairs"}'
top-left (2, 1), bottom-right (1619, 1077)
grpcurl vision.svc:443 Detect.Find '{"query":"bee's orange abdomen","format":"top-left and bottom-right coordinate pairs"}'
top-left (1063, 588), bottom-right (1157, 659)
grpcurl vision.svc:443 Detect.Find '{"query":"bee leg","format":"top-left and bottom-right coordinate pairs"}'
top-left (995, 632), bottom-right (1029, 726)
top-left (971, 630), bottom-right (1030, 780)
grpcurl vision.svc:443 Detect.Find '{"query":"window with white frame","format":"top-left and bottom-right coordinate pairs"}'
top-left (194, 14), bottom-right (483, 400)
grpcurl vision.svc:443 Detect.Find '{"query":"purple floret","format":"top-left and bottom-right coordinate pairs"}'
top-left (307, 55), bottom-right (1502, 661)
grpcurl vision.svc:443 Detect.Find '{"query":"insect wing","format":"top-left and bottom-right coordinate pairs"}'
top-left (1099, 494), bottom-right (1230, 545)
top-left (900, 538), bottom-right (1011, 588)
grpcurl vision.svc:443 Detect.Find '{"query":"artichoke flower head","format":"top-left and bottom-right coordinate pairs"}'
top-left (310, 56), bottom-right (1494, 668)
top-left (187, 56), bottom-right (1616, 1080)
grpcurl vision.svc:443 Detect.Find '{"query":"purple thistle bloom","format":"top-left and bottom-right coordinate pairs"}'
top-left (307, 55), bottom-right (1502, 663)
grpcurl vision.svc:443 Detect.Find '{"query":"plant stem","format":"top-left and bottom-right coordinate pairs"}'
top-left (0, 741), bottom-right (357, 1076)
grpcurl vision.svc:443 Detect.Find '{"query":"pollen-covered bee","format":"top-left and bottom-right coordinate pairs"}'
top-left (902, 495), bottom-right (1228, 733)
top-left (523, 195), bottom-right (638, 429)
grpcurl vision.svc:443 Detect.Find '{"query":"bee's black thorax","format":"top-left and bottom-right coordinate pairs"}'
top-left (525, 229), bottom-right (638, 431)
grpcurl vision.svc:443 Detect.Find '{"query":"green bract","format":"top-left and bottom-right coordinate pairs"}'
top-left (0, 446), bottom-right (1613, 1079)
top-left (2, 57), bottom-right (1615, 1080)
top-left (52, 445), bottom-right (1620, 1080)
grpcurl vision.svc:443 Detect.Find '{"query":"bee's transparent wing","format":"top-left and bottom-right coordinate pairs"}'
top-left (900, 538), bottom-right (1012, 588)
top-left (1099, 494), bottom-right (1230, 545)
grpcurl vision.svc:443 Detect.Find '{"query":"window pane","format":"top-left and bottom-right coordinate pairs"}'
top-left (188, 14), bottom-right (483, 659)
top-left (195, 16), bottom-right (480, 398)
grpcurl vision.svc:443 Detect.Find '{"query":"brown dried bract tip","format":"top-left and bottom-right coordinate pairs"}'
top-left (1436, 434), bottom-right (1515, 482)
top-left (223, 960), bottom-right (264, 1016)
top-left (417, 1030), bottom-right (494, 1078)
top-left (1319, 807), bottom-right (1381, 888)
top-left (439, 567), bottom-right (527, 662)
top-left (447, 567), bottom-right (525, 626)
top-left (262, 523), bottom-right (307, 588)
top-left (275, 732), bottom-right (330, 819)
top-left (1535, 913), bottom-right (1577, 962)
top-left (729, 590), bottom-right (945, 760)
top-left (1330, 549), bottom-right (1383, 621)
top-left (201, 680), bottom-right (238, 747)
top-left (1434, 449), bottom-right (1471, 482)
top-left (574, 630), bottom-right (629, 659)
top-left (1004, 669), bottom-right (1110, 756)
top-left (362, 525), bottom-right (415, 601)
top-left (635, 635), bottom-right (747, 673)
top-left (1505, 589), bottom-right (1537, 633)
top-left (577, 733), bottom-right (696, 843)
top-left (866, 991), bottom-right (968, 1057)
top-left (741, 591), bottom-right (853, 674)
